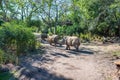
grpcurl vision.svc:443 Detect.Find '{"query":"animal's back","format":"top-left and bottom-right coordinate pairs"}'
top-left (65, 36), bottom-right (73, 46)
top-left (71, 36), bottom-right (80, 46)
top-left (47, 35), bottom-right (59, 44)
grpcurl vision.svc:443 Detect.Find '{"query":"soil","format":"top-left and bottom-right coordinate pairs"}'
top-left (3, 43), bottom-right (120, 80)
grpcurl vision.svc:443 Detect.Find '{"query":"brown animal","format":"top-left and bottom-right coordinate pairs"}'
top-left (47, 35), bottom-right (59, 46)
top-left (65, 36), bottom-right (80, 51)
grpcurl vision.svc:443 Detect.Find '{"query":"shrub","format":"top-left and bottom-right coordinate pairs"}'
top-left (79, 33), bottom-right (103, 42)
top-left (0, 49), bottom-right (5, 64)
top-left (0, 22), bottom-right (36, 55)
top-left (0, 49), bottom-right (18, 64)
top-left (80, 33), bottom-right (92, 42)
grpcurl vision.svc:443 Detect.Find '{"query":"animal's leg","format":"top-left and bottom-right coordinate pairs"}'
top-left (76, 47), bottom-right (79, 51)
top-left (55, 43), bottom-right (57, 47)
top-left (74, 44), bottom-right (79, 51)
top-left (76, 45), bottom-right (79, 51)
top-left (59, 43), bottom-right (62, 47)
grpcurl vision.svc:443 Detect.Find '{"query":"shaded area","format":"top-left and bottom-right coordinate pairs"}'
top-left (34, 67), bottom-right (73, 80)
top-left (18, 51), bottom-right (73, 80)
top-left (20, 54), bottom-right (54, 65)
top-left (18, 62), bottom-right (73, 80)
top-left (0, 65), bottom-right (18, 80)
top-left (67, 47), bottom-right (94, 55)
top-left (0, 72), bottom-right (17, 80)
top-left (28, 48), bottom-right (46, 55)
top-left (51, 53), bottom-right (70, 58)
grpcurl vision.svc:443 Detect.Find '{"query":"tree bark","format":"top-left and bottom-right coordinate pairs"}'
top-left (119, 26), bottom-right (120, 37)
top-left (54, 1), bottom-right (58, 34)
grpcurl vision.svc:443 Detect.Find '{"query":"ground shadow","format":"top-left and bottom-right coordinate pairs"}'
top-left (49, 44), bottom-right (65, 48)
top-left (18, 62), bottom-right (73, 80)
top-left (0, 65), bottom-right (18, 80)
top-left (51, 52), bottom-right (70, 58)
top-left (67, 47), bottom-right (94, 55)
top-left (20, 54), bottom-right (55, 66)
top-left (0, 72), bottom-right (18, 80)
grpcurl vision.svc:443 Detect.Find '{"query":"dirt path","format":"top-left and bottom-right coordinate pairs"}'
top-left (8, 43), bottom-right (120, 80)
top-left (39, 45), bottom-right (101, 80)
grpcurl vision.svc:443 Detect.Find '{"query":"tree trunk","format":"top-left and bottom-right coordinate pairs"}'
top-left (48, 7), bottom-right (53, 34)
top-left (118, 26), bottom-right (120, 37)
top-left (54, 1), bottom-right (58, 34)
top-left (54, 25), bottom-right (57, 34)
top-left (21, 7), bottom-right (24, 20)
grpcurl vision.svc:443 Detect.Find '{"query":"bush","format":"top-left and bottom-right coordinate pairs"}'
top-left (80, 33), bottom-right (103, 42)
top-left (80, 33), bottom-right (92, 42)
top-left (56, 26), bottom-right (65, 36)
top-left (56, 24), bottom-right (84, 36)
top-left (0, 22), bottom-right (36, 55)
top-left (0, 49), bottom-right (18, 64)
top-left (0, 49), bottom-right (5, 64)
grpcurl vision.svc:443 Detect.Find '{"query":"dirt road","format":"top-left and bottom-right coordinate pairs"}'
top-left (9, 43), bottom-right (120, 80)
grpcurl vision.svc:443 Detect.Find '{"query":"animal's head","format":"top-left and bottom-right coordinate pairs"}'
top-left (60, 36), bottom-right (67, 44)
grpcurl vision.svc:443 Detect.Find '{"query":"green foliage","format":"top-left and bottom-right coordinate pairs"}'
top-left (0, 49), bottom-right (18, 64)
top-left (0, 20), bottom-right (4, 26)
top-left (0, 22), bottom-right (36, 55)
top-left (30, 26), bottom-right (39, 32)
top-left (56, 26), bottom-right (66, 35)
top-left (112, 51), bottom-right (120, 56)
top-left (0, 0), bottom-right (120, 37)
top-left (0, 72), bottom-right (13, 80)
top-left (80, 33), bottom-right (103, 42)
top-left (80, 33), bottom-right (92, 42)
top-left (56, 25), bottom-right (85, 36)
top-left (0, 49), bottom-right (5, 64)
top-left (36, 41), bottom-right (42, 49)
top-left (26, 20), bottom-right (41, 32)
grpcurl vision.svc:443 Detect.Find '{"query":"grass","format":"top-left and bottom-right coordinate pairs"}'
top-left (112, 51), bottom-right (120, 56)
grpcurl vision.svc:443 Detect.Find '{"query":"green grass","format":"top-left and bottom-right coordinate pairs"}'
top-left (112, 51), bottom-right (120, 56)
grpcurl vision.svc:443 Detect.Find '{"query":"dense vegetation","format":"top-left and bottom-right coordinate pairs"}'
top-left (0, 22), bottom-right (36, 53)
top-left (0, 22), bottom-right (36, 65)
top-left (0, 0), bottom-right (120, 36)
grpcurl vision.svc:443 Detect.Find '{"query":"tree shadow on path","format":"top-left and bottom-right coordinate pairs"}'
top-left (51, 52), bottom-right (70, 58)
top-left (18, 62), bottom-right (73, 80)
top-left (67, 47), bottom-right (94, 55)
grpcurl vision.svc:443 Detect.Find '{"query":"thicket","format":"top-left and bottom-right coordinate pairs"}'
top-left (0, 22), bottom-right (36, 54)
top-left (0, 49), bottom-right (18, 64)
top-left (0, 0), bottom-right (120, 38)
top-left (0, 22), bottom-right (36, 64)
